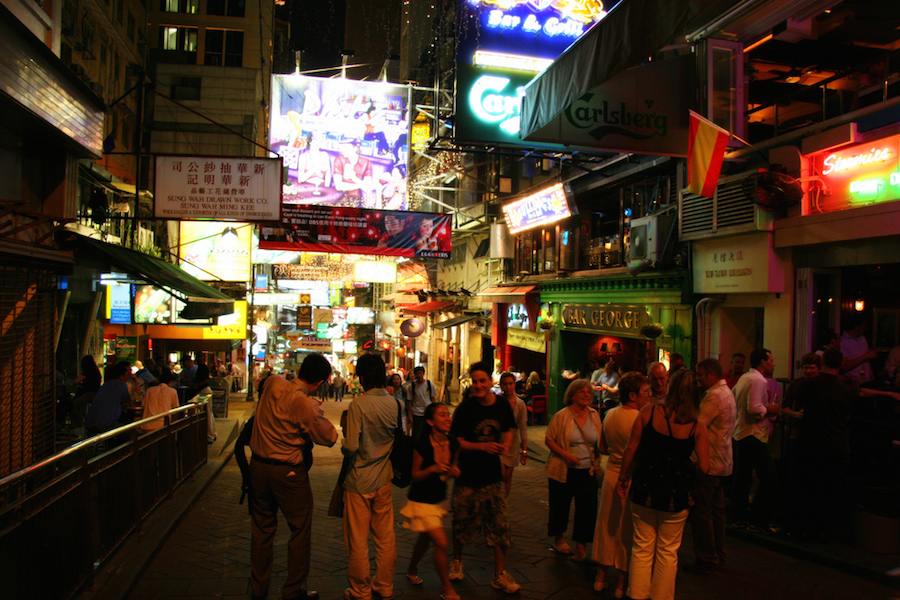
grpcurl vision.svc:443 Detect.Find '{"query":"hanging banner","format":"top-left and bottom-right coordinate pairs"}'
top-left (260, 206), bottom-right (452, 259)
top-left (154, 156), bottom-right (282, 220)
top-left (506, 328), bottom-right (546, 353)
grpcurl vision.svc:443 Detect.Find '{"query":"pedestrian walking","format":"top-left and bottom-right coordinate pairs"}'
top-left (401, 403), bottom-right (461, 600)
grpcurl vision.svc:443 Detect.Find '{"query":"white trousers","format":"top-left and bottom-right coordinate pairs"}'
top-left (628, 503), bottom-right (689, 600)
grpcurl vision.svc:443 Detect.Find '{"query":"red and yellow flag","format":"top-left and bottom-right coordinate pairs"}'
top-left (688, 111), bottom-right (730, 198)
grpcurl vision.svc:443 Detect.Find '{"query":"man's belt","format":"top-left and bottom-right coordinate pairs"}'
top-left (252, 454), bottom-right (303, 468)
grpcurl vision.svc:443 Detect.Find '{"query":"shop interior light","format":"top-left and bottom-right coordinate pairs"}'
top-left (612, 342), bottom-right (622, 353)
top-left (473, 50), bottom-right (554, 73)
top-left (854, 299), bottom-right (865, 312)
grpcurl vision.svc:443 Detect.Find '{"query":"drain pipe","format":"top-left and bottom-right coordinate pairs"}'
top-left (695, 297), bottom-right (723, 361)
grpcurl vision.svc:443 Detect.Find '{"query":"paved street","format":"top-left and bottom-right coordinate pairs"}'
top-left (116, 399), bottom-right (896, 600)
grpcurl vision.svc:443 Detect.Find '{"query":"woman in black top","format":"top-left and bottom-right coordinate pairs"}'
top-left (400, 403), bottom-right (460, 600)
top-left (616, 370), bottom-right (709, 600)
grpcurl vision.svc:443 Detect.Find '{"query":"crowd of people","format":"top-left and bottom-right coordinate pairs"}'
top-left (239, 332), bottom-right (887, 600)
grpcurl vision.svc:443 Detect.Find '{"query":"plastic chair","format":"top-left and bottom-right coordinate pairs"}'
top-left (529, 395), bottom-right (548, 425)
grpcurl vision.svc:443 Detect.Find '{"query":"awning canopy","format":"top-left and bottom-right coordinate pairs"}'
top-left (520, 0), bottom-right (737, 141)
top-left (477, 285), bottom-right (537, 304)
top-left (431, 314), bottom-right (478, 330)
top-left (70, 234), bottom-right (234, 318)
top-left (402, 301), bottom-right (457, 315)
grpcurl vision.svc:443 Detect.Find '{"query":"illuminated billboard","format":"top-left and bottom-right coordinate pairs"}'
top-left (270, 75), bottom-right (412, 211)
top-left (502, 182), bottom-right (576, 233)
top-left (261, 206), bottom-right (452, 259)
top-left (179, 221), bottom-right (252, 282)
top-left (456, 0), bottom-right (608, 147)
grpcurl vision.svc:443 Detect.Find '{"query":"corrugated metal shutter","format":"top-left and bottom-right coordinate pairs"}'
top-left (0, 265), bottom-right (57, 478)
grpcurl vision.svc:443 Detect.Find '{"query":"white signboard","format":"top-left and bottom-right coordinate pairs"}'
top-left (692, 233), bottom-right (784, 294)
top-left (155, 155), bottom-right (282, 220)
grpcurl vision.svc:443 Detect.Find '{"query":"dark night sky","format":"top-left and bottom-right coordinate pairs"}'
top-left (289, 0), bottom-right (401, 80)
top-left (290, 0), bottom-right (347, 75)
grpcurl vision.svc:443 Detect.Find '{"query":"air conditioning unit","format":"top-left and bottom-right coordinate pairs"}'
top-left (629, 214), bottom-right (675, 264)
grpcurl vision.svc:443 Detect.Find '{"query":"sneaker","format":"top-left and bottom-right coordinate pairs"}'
top-left (448, 559), bottom-right (464, 581)
top-left (491, 570), bottom-right (521, 594)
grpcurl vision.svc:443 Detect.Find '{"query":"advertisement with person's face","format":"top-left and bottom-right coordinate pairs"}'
top-left (261, 206), bottom-right (452, 259)
top-left (270, 75), bottom-right (411, 211)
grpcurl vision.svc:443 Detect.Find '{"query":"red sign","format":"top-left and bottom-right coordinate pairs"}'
top-left (813, 134), bottom-right (900, 211)
top-left (260, 206), bottom-right (452, 259)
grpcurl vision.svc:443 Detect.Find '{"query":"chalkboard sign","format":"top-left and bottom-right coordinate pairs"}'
top-left (211, 387), bottom-right (228, 418)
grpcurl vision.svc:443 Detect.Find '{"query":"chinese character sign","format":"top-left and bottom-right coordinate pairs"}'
top-left (154, 156), bottom-right (282, 220)
top-left (269, 75), bottom-right (411, 211)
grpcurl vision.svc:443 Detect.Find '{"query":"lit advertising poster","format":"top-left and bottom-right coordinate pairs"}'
top-left (270, 75), bottom-right (411, 210)
top-left (502, 182), bottom-right (575, 233)
top-left (134, 285), bottom-right (173, 324)
top-left (179, 221), bottom-right (252, 282)
top-left (455, 0), bottom-right (607, 147)
top-left (203, 301), bottom-right (248, 340)
top-left (107, 283), bottom-right (132, 324)
top-left (154, 156), bottom-right (282, 220)
top-left (812, 135), bottom-right (900, 211)
top-left (261, 206), bottom-right (452, 259)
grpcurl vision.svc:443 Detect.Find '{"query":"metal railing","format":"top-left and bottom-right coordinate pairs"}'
top-left (0, 399), bottom-right (210, 599)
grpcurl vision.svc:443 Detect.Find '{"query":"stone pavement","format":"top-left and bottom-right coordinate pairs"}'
top-left (82, 394), bottom-right (898, 600)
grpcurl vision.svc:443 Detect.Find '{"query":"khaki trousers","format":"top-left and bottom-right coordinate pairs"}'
top-left (343, 483), bottom-right (396, 599)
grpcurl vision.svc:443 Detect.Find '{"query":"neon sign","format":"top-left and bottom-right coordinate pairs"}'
top-left (469, 75), bottom-right (523, 133)
top-left (502, 182), bottom-right (575, 233)
top-left (813, 134), bottom-right (900, 212)
top-left (822, 146), bottom-right (893, 175)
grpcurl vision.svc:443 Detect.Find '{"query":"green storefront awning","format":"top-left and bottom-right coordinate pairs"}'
top-left (70, 234), bottom-right (234, 318)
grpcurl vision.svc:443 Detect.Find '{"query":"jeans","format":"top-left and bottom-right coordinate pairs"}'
top-left (690, 471), bottom-right (728, 566)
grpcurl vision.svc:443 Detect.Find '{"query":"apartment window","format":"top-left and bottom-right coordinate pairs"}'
top-left (162, 0), bottom-right (198, 14)
top-left (127, 12), bottom-right (135, 41)
top-left (204, 29), bottom-right (243, 67)
top-left (207, 0), bottom-right (245, 17)
top-left (116, 0), bottom-right (124, 24)
top-left (161, 26), bottom-right (198, 52)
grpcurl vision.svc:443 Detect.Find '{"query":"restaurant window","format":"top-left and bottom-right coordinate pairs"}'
top-left (161, 26), bottom-right (198, 52)
top-left (207, 0), bottom-right (245, 17)
top-left (162, 0), bottom-right (198, 13)
top-left (204, 29), bottom-right (243, 67)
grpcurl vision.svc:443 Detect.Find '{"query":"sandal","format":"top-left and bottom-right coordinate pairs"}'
top-left (406, 574), bottom-right (424, 585)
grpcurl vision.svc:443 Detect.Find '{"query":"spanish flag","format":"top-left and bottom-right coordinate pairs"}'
top-left (688, 111), bottom-right (730, 198)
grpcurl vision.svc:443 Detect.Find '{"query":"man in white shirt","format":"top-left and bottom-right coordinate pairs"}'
top-left (690, 359), bottom-right (736, 571)
top-left (731, 348), bottom-right (781, 533)
top-left (840, 317), bottom-right (878, 382)
top-left (341, 353), bottom-right (398, 600)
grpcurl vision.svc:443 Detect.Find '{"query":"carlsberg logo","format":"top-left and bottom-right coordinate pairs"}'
top-left (564, 93), bottom-right (668, 141)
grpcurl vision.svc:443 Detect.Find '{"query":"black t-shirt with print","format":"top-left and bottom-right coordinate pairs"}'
top-left (450, 395), bottom-right (515, 488)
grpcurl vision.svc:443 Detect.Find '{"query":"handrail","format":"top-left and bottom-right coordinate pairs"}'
top-left (0, 395), bottom-right (209, 489)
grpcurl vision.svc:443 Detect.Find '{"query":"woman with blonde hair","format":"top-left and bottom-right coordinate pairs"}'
top-left (523, 371), bottom-right (545, 405)
top-left (544, 378), bottom-right (603, 561)
top-left (592, 372), bottom-right (653, 597)
top-left (616, 369), bottom-right (710, 600)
